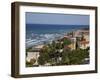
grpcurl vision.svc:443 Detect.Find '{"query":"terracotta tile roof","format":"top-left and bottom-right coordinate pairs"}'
top-left (80, 41), bottom-right (89, 44)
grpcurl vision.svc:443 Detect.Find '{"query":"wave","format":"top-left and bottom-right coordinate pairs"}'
top-left (26, 24), bottom-right (89, 48)
top-left (26, 33), bottom-right (65, 48)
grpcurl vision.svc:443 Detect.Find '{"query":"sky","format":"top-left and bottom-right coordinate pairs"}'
top-left (26, 12), bottom-right (89, 25)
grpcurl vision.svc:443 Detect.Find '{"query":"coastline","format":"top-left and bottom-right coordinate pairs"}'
top-left (26, 28), bottom-right (89, 67)
top-left (26, 27), bottom-right (89, 49)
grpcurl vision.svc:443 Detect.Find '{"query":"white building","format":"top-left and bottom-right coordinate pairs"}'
top-left (26, 45), bottom-right (44, 65)
top-left (26, 51), bottom-right (40, 65)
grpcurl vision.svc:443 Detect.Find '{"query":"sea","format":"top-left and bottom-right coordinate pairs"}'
top-left (26, 24), bottom-right (89, 48)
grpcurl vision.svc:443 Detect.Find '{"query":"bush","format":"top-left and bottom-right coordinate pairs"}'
top-left (30, 58), bottom-right (36, 64)
top-left (26, 58), bottom-right (36, 67)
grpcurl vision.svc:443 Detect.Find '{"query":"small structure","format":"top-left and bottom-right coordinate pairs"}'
top-left (69, 37), bottom-right (76, 50)
top-left (26, 45), bottom-right (44, 65)
top-left (26, 51), bottom-right (39, 65)
top-left (79, 41), bottom-right (89, 49)
top-left (73, 29), bottom-right (89, 49)
top-left (74, 29), bottom-right (89, 37)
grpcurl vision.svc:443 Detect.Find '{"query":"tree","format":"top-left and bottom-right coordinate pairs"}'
top-left (38, 45), bottom-right (50, 65)
top-left (38, 55), bottom-right (45, 65)
top-left (68, 49), bottom-right (89, 64)
top-left (56, 42), bottom-right (62, 49)
top-left (63, 38), bottom-right (71, 46)
top-left (61, 49), bottom-right (70, 65)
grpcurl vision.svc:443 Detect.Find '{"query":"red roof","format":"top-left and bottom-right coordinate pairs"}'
top-left (80, 41), bottom-right (89, 44)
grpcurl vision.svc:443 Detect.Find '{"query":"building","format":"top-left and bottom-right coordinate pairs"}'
top-left (75, 29), bottom-right (89, 49)
top-left (68, 37), bottom-right (76, 50)
top-left (79, 41), bottom-right (89, 49)
top-left (74, 29), bottom-right (89, 38)
top-left (26, 51), bottom-right (40, 65)
top-left (26, 45), bottom-right (44, 65)
top-left (68, 29), bottom-right (89, 50)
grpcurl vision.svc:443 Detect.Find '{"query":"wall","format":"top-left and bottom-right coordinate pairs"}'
top-left (0, 0), bottom-right (99, 80)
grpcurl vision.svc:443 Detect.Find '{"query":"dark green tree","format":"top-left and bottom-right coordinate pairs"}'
top-left (61, 49), bottom-right (70, 65)
top-left (63, 38), bottom-right (71, 46)
top-left (68, 49), bottom-right (89, 64)
top-left (38, 45), bottom-right (50, 65)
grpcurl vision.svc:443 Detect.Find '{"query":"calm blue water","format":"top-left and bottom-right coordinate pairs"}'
top-left (26, 24), bottom-right (89, 48)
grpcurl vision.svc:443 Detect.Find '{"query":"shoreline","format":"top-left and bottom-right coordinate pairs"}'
top-left (26, 28), bottom-right (89, 49)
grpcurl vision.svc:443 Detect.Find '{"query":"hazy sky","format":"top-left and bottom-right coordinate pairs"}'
top-left (26, 12), bottom-right (89, 25)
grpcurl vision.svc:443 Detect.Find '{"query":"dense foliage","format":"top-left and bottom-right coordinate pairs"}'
top-left (38, 38), bottom-right (89, 66)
